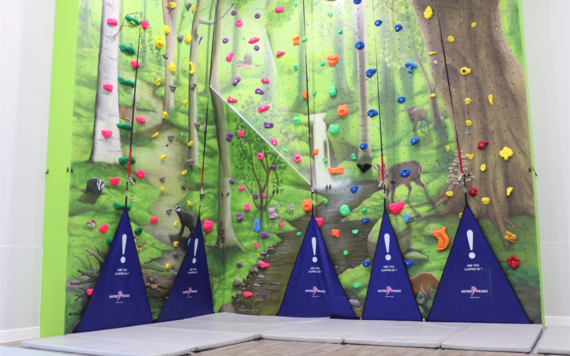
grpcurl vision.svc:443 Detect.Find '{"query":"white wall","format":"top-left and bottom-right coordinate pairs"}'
top-left (0, 0), bottom-right (56, 343)
top-left (522, 0), bottom-right (570, 326)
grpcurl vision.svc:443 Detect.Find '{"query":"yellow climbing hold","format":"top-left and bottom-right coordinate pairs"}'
top-left (507, 187), bottom-right (513, 196)
top-left (445, 145), bottom-right (450, 152)
top-left (166, 263), bottom-right (171, 269)
top-left (189, 62), bottom-right (195, 74)
top-left (499, 147), bottom-right (513, 161)
top-left (160, 187), bottom-right (166, 192)
top-left (446, 191), bottom-right (454, 197)
top-left (152, 132), bottom-right (159, 138)
top-left (162, 111), bottom-right (168, 119)
top-left (429, 51), bottom-right (437, 55)
top-left (480, 164), bottom-right (486, 172)
top-left (160, 154), bottom-right (167, 161)
top-left (184, 33), bottom-right (192, 44)
top-left (183, 99), bottom-right (188, 106)
top-left (174, 221), bottom-right (179, 226)
top-left (169, 1), bottom-right (176, 8)
top-left (460, 67), bottom-right (471, 75)
top-left (505, 231), bottom-right (517, 243)
top-left (191, 5), bottom-right (196, 11)
top-left (187, 141), bottom-right (194, 147)
top-left (181, 170), bottom-right (187, 176)
top-left (466, 120), bottom-right (472, 126)
top-left (155, 37), bottom-right (165, 49)
top-left (466, 154), bottom-right (474, 160)
top-left (429, 93), bottom-right (436, 98)
top-left (187, 200), bottom-right (193, 206)
top-left (173, 241), bottom-right (179, 247)
top-left (424, 6), bottom-right (433, 19)
top-left (169, 62), bottom-right (177, 75)
top-left (488, 94), bottom-right (494, 106)
top-left (471, 22), bottom-right (477, 28)
top-left (481, 197), bottom-right (490, 205)
top-left (459, 213), bottom-right (463, 218)
top-left (447, 36), bottom-right (455, 43)
top-left (155, 78), bottom-right (161, 86)
top-left (465, 98), bottom-right (472, 105)
top-left (164, 25), bottom-right (171, 34)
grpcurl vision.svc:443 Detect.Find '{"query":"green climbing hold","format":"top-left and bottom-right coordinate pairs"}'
top-left (113, 202), bottom-right (132, 211)
top-left (292, 116), bottom-right (301, 125)
top-left (328, 86), bottom-right (337, 97)
top-left (343, 250), bottom-right (349, 256)
top-left (284, 148), bottom-right (289, 153)
top-left (340, 204), bottom-right (350, 216)
top-left (118, 76), bottom-right (135, 88)
top-left (312, 90), bottom-right (317, 96)
top-left (322, 158), bottom-right (328, 163)
top-left (293, 1), bottom-right (298, 7)
top-left (296, 231), bottom-right (302, 236)
top-left (134, 226), bottom-right (143, 236)
top-left (119, 44), bottom-right (136, 56)
top-left (323, 199), bottom-right (328, 204)
top-left (117, 123), bottom-right (132, 131)
top-left (106, 236), bottom-right (113, 246)
top-left (328, 124), bottom-right (340, 135)
top-left (352, 230), bottom-right (359, 235)
top-left (119, 157), bottom-right (136, 165)
top-left (353, 283), bottom-right (360, 288)
top-left (125, 15), bottom-right (141, 26)
top-left (338, 29), bottom-right (343, 34)
top-left (293, 64), bottom-right (299, 71)
top-left (362, 208), bottom-right (367, 214)
top-left (327, 12), bottom-right (333, 17)
top-left (301, 36), bottom-right (308, 42)
top-left (351, 153), bottom-right (357, 160)
top-left (320, 61), bottom-right (325, 67)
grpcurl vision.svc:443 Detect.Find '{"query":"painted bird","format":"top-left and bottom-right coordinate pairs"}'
top-left (237, 53), bottom-right (261, 69)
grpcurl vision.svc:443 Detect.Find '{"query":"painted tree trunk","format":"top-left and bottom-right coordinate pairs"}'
top-left (411, 0), bottom-right (534, 245)
top-left (88, 0), bottom-right (123, 163)
top-left (187, 0), bottom-right (205, 166)
top-left (413, 48), bottom-right (444, 132)
top-left (80, 0), bottom-right (93, 47)
top-left (161, 0), bottom-right (179, 114)
top-left (333, 0), bottom-right (354, 98)
top-left (210, 0), bottom-right (244, 251)
top-left (353, 2), bottom-right (372, 162)
top-left (200, 1), bottom-right (216, 95)
top-left (140, 0), bottom-right (148, 66)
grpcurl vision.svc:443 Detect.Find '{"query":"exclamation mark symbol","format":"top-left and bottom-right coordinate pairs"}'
top-left (312, 237), bottom-right (318, 263)
top-left (120, 234), bottom-right (127, 263)
top-left (384, 233), bottom-right (391, 261)
top-left (192, 238), bottom-right (198, 264)
top-left (467, 230), bottom-right (475, 259)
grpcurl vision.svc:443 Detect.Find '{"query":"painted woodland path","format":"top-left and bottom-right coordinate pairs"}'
top-left (231, 180), bottom-right (380, 316)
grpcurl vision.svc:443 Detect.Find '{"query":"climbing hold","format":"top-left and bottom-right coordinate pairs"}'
top-left (125, 15), bottom-right (140, 26)
top-left (141, 20), bottom-right (149, 30)
top-left (255, 88), bottom-right (265, 95)
top-left (395, 24), bottom-right (403, 32)
top-left (235, 18), bottom-right (243, 27)
top-left (301, 36), bottom-right (308, 42)
top-left (338, 104), bottom-right (348, 117)
top-left (365, 69), bottom-right (377, 78)
top-left (505, 232), bottom-right (517, 243)
top-left (429, 93), bottom-right (436, 98)
top-left (232, 77), bottom-right (241, 85)
top-left (292, 116), bottom-right (301, 125)
top-left (447, 36), bottom-right (455, 42)
top-left (229, 179), bottom-right (235, 185)
top-left (188, 141), bottom-right (194, 147)
top-left (405, 61), bottom-right (418, 73)
top-left (488, 95), bottom-right (494, 105)
top-left (109, 177), bottom-right (120, 186)
top-left (314, 217), bottom-right (324, 227)
top-left (270, 138), bottom-right (278, 146)
top-left (397, 96), bottom-right (406, 103)
top-left (293, 1), bottom-right (298, 7)
top-left (228, 96), bottom-right (238, 103)
top-left (388, 201), bottom-right (405, 214)
top-left (480, 164), bottom-right (486, 172)
top-left (181, 170), bottom-right (187, 176)
top-left (254, 219), bottom-right (260, 232)
top-left (323, 199), bottom-right (329, 204)
top-left (169, 1), bottom-right (176, 8)
top-left (367, 109), bottom-right (378, 118)
top-left (481, 197), bottom-right (490, 205)
top-left (259, 261), bottom-right (270, 268)
top-left (119, 44), bottom-right (136, 55)
top-left (155, 78), bottom-right (161, 86)
top-left (432, 227), bottom-right (450, 251)
top-left (429, 51), bottom-right (437, 55)
top-left (275, 6), bottom-right (284, 12)
top-left (471, 22), bottom-right (477, 28)
top-left (312, 90), bottom-right (317, 96)
top-left (328, 86), bottom-right (337, 97)
top-left (118, 157), bottom-right (136, 165)
top-left (258, 105), bottom-right (270, 113)
top-left (103, 84), bottom-right (113, 92)
top-left (477, 141), bottom-right (489, 149)
top-left (130, 61), bottom-right (141, 68)
top-left (404, 260), bottom-right (414, 268)
top-left (468, 187), bottom-right (478, 196)
top-left (117, 123), bottom-right (132, 131)
top-left (150, 217), bottom-right (159, 225)
top-left (338, 29), bottom-right (343, 34)
top-left (244, 203), bottom-right (251, 211)
top-left (350, 186), bottom-right (359, 193)
top-left (101, 130), bottom-right (112, 139)
top-left (264, 122), bottom-right (274, 128)
top-left (411, 137), bottom-right (419, 145)
top-left (355, 41), bottom-right (365, 50)
top-left (353, 0), bottom-right (361, 4)
top-left (152, 132), bottom-right (159, 138)
top-left (256, 152), bottom-right (265, 160)
top-left (118, 77), bottom-right (135, 88)
top-left (238, 130), bottom-right (244, 138)
top-left (292, 36), bottom-right (300, 45)
top-left (248, 37), bottom-right (260, 44)
top-left (361, 208), bottom-right (367, 214)
top-left (184, 33), bottom-right (192, 44)
top-left (323, 158), bottom-right (328, 163)
top-left (359, 143), bottom-right (368, 151)
top-left (403, 214), bottom-right (410, 223)
top-left (173, 221), bottom-right (179, 227)
top-left (332, 229), bottom-right (340, 238)
top-left (276, 51), bottom-right (286, 57)
top-left (293, 64), bottom-right (299, 71)
top-left (340, 204), bottom-right (350, 216)
top-left (135, 117), bottom-right (146, 123)
top-left (506, 187), bottom-right (513, 196)
top-left (507, 255), bottom-right (520, 269)
top-left (327, 54), bottom-right (339, 67)
top-left (351, 153), bottom-right (357, 160)
top-left (362, 218), bottom-right (370, 224)
top-left (278, 221), bottom-right (284, 228)
top-left (327, 12), bottom-right (332, 17)
top-left (223, 38), bottom-right (228, 44)
top-left (466, 153), bottom-right (474, 160)
top-left (187, 201), bottom-right (193, 207)
top-left (328, 124), bottom-right (340, 135)
top-left (446, 191), bottom-right (454, 197)
top-left (260, 77), bottom-right (270, 84)
top-left (375, 20), bottom-right (383, 27)
top-left (460, 67), bottom-right (471, 75)
top-left (312, 149), bottom-right (319, 156)
top-left (445, 145), bottom-right (450, 152)
top-left (226, 52), bottom-right (234, 62)
top-left (465, 98), bottom-right (472, 105)
top-left (362, 260), bottom-right (371, 267)
top-left (107, 18), bottom-right (118, 26)
top-left (328, 167), bottom-right (345, 174)
top-left (98, 224), bottom-right (108, 234)
top-left (344, 250), bottom-right (350, 256)
top-left (424, 6), bottom-right (433, 19)
top-left (352, 230), bottom-right (359, 235)
top-left (168, 62), bottom-right (177, 74)
top-left (302, 199), bottom-right (312, 212)
top-left (160, 187), bottom-right (165, 193)
top-left (293, 154), bottom-right (301, 163)
top-left (160, 154), bottom-right (167, 161)
top-left (399, 168), bottom-right (411, 178)
top-left (499, 147), bottom-right (513, 161)
top-left (155, 37), bottom-right (165, 49)
top-left (253, 242), bottom-right (258, 249)
top-left (302, 90), bottom-right (308, 100)
top-left (296, 232), bottom-right (302, 237)
top-left (164, 25), bottom-right (171, 34)
top-left (134, 227), bottom-right (143, 236)
top-left (357, 163), bottom-right (371, 173)
top-left (203, 220), bottom-right (214, 232)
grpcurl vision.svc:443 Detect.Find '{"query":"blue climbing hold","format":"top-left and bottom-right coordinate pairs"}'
top-left (254, 219), bottom-right (260, 232)
top-left (367, 109), bottom-right (378, 118)
top-left (399, 168), bottom-right (411, 178)
top-left (359, 143), bottom-right (368, 151)
top-left (395, 24), bottom-right (403, 32)
top-left (374, 20), bottom-right (383, 27)
top-left (350, 186), bottom-right (359, 193)
top-left (397, 96), bottom-right (406, 103)
top-left (404, 260), bottom-right (414, 268)
top-left (362, 217), bottom-right (370, 224)
top-left (366, 69), bottom-right (377, 78)
top-left (355, 41), bottom-right (365, 50)
top-left (353, 0), bottom-right (362, 4)
top-left (410, 137), bottom-right (419, 145)
top-left (362, 260), bottom-right (371, 267)
top-left (403, 214), bottom-right (410, 223)
top-left (405, 61), bottom-right (418, 73)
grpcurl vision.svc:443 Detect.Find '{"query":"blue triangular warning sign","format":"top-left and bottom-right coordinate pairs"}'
top-left (363, 212), bottom-right (422, 321)
top-left (278, 217), bottom-right (355, 319)
top-left (77, 211), bottom-right (152, 332)
top-left (158, 218), bottom-right (213, 322)
top-left (428, 206), bottom-right (528, 323)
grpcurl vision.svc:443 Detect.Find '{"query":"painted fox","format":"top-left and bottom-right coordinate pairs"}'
top-left (410, 272), bottom-right (440, 305)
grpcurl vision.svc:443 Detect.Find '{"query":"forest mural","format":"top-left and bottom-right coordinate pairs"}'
top-left (65, 0), bottom-right (540, 332)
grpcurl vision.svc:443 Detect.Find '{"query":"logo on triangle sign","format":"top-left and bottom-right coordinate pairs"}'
top-left (158, 218), bottom-right (213, 322)
top-left (428, 206), bottom-right (528, 323)
top-left (363, 212), bottom-right (422, 321)
top-left (278, 217), bottom-right (355, 319)
top-left (77, 211), bottom-right (152, 332)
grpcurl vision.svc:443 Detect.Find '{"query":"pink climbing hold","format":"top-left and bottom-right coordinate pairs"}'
top-left (388, 201), bottom-right (405, 215)
top-left (293, 154), bottom-right (302, 163)
top-left (203, 219), bottom-right (214, 232)
top-left (260, 262), bottom-right (271, 269)
top-left (253, 242), bottom-right (258, 249)
top-left (109, 177), bottom-right (120, 186)
top-left (276, 51), bottom-right (285, 57)
top-left (258, 105), bottom-right (270, 113)
top-left (228, 96), bottom-right (238, 103)
top-left (238, 130), bottom-right (245, 137)
top-left (275, 6), bottom-right (284, 12)
top-left (315, 217), bottom-right (324, 227)
top-left (243, 291), bottom-right (253, 298)
top-left (107, 18), bottom-right (118, 26)
top-left (248, 37), bottom-right (260, 44)
top-left (244, 203), bottom-right (251, 211)
top-left (261, 78), bottom-right (270, 84)
top-left (135, 170), bottom-right (145, 179)
top-left (257, 152), bottom-right (265, 160)
top-left (86, 288), bottom-right (93, 296)
top-left (150, 217), bottom-right (159, 225)
top-left (135, 117), bottom-right (146, 123)
top-left (226, 52), bottom-right (234, 62)
top-left (278, 221), bottom-right (284, 228)
top-left (98, 223), bottom-right (108, 234)
top-left (235, 18), bottom-right (243, 27)
top-left (103, 84), bottom-right (113, 92)
top-left (131, 61), bottom-right (141, 68)
top-left (141, 20), bottom-right (149, 30)
top-left (238, 185), bottom-right (245, 191)
top-left (270, 138), bottom-right (278, 145)
top-left (101, 130), bottom-right (112, 139)
top-left (261, 193), bottom-right (267, 198)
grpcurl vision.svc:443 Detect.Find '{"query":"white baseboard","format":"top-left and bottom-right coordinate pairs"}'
top-left (545, 316), bottom-right (570, 326)
top-left (0, 327), bottom-right (40, 343)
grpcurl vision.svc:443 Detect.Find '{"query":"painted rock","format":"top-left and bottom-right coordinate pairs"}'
top-left (248, 37), bottom-right (260, 44)
top-left (258, 105), bottom-right (270, 113)
top-left (388, 201), bottom-right (405, 214)
top-left (103, 84), bottom-right (113, 92)
top-left (366, 69), bottom-right (377, 78)
top-left (244, 203), bottom-right (251, 211)
top-left (150, 217), bottom-right (159, 225)
top-left (362, 218), bottom-right (370, 224)
top-left (411, 137), bottom-right (419, 145)
top-left (101, 130), bottom-right (112, 139)
top-left (400, 168), bottom-right (411, 178)
top-left (235, 18), bottom-right (243, 27)
top-left (203, 220), bottom-right (214, 232)
top-left (135, 117), bottom-right (146, 123)
top-left (228, 96), bottom-right (238, 103)
top-left (109, 177), bottom-right (120, 186)
top-left (264, 122), bottom-right (273, 128)
top-left (135, 170), bottom-right (145, 179)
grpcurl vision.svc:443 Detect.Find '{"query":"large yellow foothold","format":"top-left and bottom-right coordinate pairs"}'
top-left (160, 154), bottom-right (167, 161)
top-left (191, 5), bottom-right (196, 11)
top-left (169, 1), bottom-right (176, 8)
top-left (188, 141), bottom-right (194, 147)
top-left (481, 197), bottom-right (490, 205)
top-left (480, 164), bottom-right (486, 172)
top-left (189, 62), bottom-right (195, 75)
top-left (162, 111), bottom-right (168, 119)
top-left (168, 62), bottom-right (177, 75)
top-left (505, 231), bottom-right (517, 243)
top-left (460, 67), bottom-right (471, 75)
top-left (424, 6), bottom-right (433, 19)
top-left (471, 22), bottom-right (477, 28)
top-left (187, 200), bottom-right (193, 206)
top-left (447, 36), bottom-right (455, 43)
top-left (164, 25), bottom-right (171, 34)
top-left (488, 94), bottom-right (494, 106)
top-left (181, 170), bottom-right (187, 176)
top-left (184, 33), bottom-right (192, 44)
top-left (174, 221), bottom-right (179, 226)
top-left (507, 187), bottom-right (513, 196)
top-left (429, 51), bottom-right (437, 55)
top-left (429, 93), bottom-right (436, 98)
top-left (466, 120), bottom-right (472, 126)
top-left (183, 99), bottom-right (188, 106)
top-left (445, 145), bottom-right (450, 152)
top-left (173, 241), bottom-right (179, 247)
top-left (466, 153), bottom-right (474, 160)
top-left (155, 37), bottom-right (165, 49)
top-left (446, 191), bottom-right (454, 197)
top-left (155, 78), bottom-right (161, 86)
top-left (499, 147), bottom-right (513, 161)
top-left (152, 132), bottom-right (159, 138)
top-left (160, 187), bottom-right (166, 192)
top-left (465, 98), bottom-right (472, 105)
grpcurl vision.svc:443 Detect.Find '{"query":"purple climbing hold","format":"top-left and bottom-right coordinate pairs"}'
top-left (237, 262), bottom-right (243, 267)
top-left (229, 179), bottom-right (235, 184)
top-left (228, 132), bottom-right (234, 137)
top-left (260, 232), bottom-right (269, 239)
top-left (231, 10), bottom-right (237, 15)
top-left (225, 135), bottom-right (232, 142)
top-left (236, 213), bottom-right (243, 221)
top-left (255, 13), bottom-right (260, 19)
top-left (254, 45), bottom-right (260, 51)
top-left (270, 164), bottom-right (276, 170)
top-left (223, 38), bottom-right (228, 44)
top-left (232, 77), bottom-right (241, 85)
top-left (255, 88), bottom-right (265, 95)
top-left (264, 122), bottom-right (274, 128)
top-left (262, 292), bottom-right (267, 297)
top-left (253, 193), bottom-right (259, 199)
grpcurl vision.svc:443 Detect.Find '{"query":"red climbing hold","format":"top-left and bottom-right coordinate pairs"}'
top-left (275, 6), bottom-right (284, 12)
top-left (109, 177), bottom-right (120, 186)
top-left (507, 255), bottom-right (520, 269)
top-left (276, 51), bottom-right (285, 57)
top-left (260, 262), bottom-right (271, 268)
top-left (98, 223), bottom-right (109, 234)
top-left (238, 130), bottom-right (245, 137)
top-left (131, 61), bottom-right (141, 68)
top-left (468, 187), bottom-right (478, 197)
top-left (243, 291), bottom-right (253, 298)
top-left (107, 18), bottom-right (118, 26)
top-left (228, 96), bottom-right (238, 103)
top-left (315, 217), bottom-right (324, 227)
top-left (278, 221), bottom-right (283, 228)
top-left (248, 37), bottom-right (260, 44)
top-left (388, 201), bottom-right (405, 215)
top-left (150, 217), bottom-right (158, 225)
top-left (226, 52), bottom-right (234, 62)
top-left (203, 220), bottom-right (214, 232)
top-left (235, 18), bottom-right (243, 27)
top-left (87, 288), bottom-right (93, 296)
top-left (103, 84), bottom-right (113, 92)
top-left (261, 78), bottom-right (270, 84)
top-left (135, 170), bottom-right (145, 179)
top-left (101, 130), bottom-right (112, 139)
top-left (258, 105), bottom-right (270, 113)
top-left (135, 117), bottom-right (146, 123)
top-left (141, 20), bottom-right (149, 30)
top-left (477, 141), bottom-right (489, 149)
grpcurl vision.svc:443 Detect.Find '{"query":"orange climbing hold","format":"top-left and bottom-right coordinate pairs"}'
top-left (327, 54), bottom-right (339, 66)
top-left (332, 229), bottom-right (340, 237)
top-left (432, 227), bottom-right (450, 251)
top-left (302, 90), bottom-right (308, 100)
top-left (312, 149), bottom-right (319, 156)
top-left (328, 167), bottom-right (345, 174)
top-left (293, 36), bottom-right (300, 45)
top-left (337, 104), bottom-right (348, 117)
top-left (302, 199), bottom-right (313, 212)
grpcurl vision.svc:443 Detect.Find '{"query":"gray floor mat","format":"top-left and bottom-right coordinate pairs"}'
top-left (441, 323), bottom-right (543, 352)
top-left (260, 318), bottom-right (371, 344)
top-left (344, 321), bottom-right (472, 348)
top-left (536, 326), bottom-right (570, 355)
top-left (0, 345), bottom-right (72, 355)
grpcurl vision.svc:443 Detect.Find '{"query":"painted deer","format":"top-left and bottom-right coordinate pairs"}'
top-left (405, 105), bottom-right (429, 133)
top-left (374, 160), bottom-right (428, 203)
